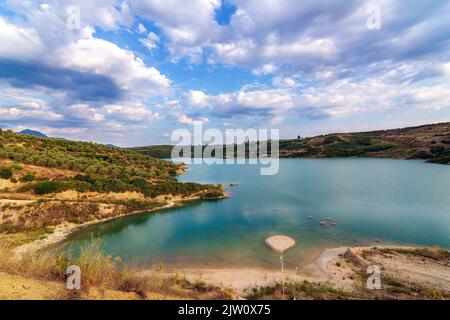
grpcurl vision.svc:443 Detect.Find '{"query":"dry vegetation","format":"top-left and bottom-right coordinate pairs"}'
top-left (0, 240), bottom-right (235, 300)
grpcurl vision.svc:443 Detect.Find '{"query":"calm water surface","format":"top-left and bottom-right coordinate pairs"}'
top-left (65, 158), bottom-right (450, 269)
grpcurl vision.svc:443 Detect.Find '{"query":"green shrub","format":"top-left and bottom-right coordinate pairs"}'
top-left (323, 145), bottom-right (364, 157)
top-left (322, 135), bottom-right (343, 145)
top-left (350, 136), bottom-right (375, 146)
top-left (11, 163), bottom-right (23, 170)
top-left (363, 143), bottom-right (394, 152)
top-left (409, 150), bottom-right (433, 160)
top-left (0, 167), bottom-right (13, 179)
top-left (19, 173), bottom-right (35, 182)
top-left (201, 189), bottom-right (224, 199)
top-left (34, 180), bottom-right (67, 195)
top-left (430, 146), bottom-right (446, 155)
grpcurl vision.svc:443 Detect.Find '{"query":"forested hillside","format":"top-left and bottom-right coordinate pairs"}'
top-left (0, 129), bottom-right (224, 243)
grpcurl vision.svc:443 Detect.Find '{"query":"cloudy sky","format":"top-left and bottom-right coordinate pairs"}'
top-left (1, 0), bottom-right (450, 146)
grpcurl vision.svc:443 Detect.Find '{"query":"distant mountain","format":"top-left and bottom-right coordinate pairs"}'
top-left (18, 129), bottom-right (47, 138)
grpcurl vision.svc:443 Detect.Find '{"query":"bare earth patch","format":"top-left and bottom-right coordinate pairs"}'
top-left (359, 247), bottom-right (450, 292)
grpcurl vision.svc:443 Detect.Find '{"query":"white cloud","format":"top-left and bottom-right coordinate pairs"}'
top-left (235, 89), bottom-right (294, 109)
top-left (139, 32), bottom-right (160, 51)
top-left (103, 104), bottom-right (160, 121)
top-left (212, 39), bottom-right (255, 65)
top-left (173, 112), bottom-right (209, 125)
top-left (131, 0), bottom-right (222, 61)
top-left (272, 76), bottom-right (296, 88)
top-left (173, 60), bottom-right (450, 122)
top-left (0, 103), bottom-right (62, 121)
top-left (185, 90), bottom-right (208, 107)
top-left (262, 37), bottom-right (336, 61)
top-left (0, 17), bottom-right (45, 61)
top-left (57, 37), bottom-right (171, 94)
top-left (252, 64), bottom-right (278, 76)
top-left (66, 104), bottom-right (104, 122)
top-left (137, 23), bottom-right (147, 34)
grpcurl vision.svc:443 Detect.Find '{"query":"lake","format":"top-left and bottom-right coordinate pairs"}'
top-left (64, 158), bottom-right (450, 269)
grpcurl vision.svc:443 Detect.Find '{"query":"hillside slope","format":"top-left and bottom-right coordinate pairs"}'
top-left (278, 122), bottom-right (450, 164)
top-left (0, 129), bottom-right (225, 247)
top-left (134, 123), bottom-right (450, 164)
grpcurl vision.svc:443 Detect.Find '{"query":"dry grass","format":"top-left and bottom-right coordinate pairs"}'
top-left (0, 241), bottom-right (149, 297)
top-left (378, 247), bottom-right (450, 262)
top-left (245, 280), bottom-right (350, 300)
top-left (0, 240), bottom-right (234, 300)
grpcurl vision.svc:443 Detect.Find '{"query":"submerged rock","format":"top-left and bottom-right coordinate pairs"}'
top-left (320, 218), bottom-right (337, 227)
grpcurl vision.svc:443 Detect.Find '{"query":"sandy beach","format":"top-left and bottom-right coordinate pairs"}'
top-left (159, 245), bottom-right (450, 295)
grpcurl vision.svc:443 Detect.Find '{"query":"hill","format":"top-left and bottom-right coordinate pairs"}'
top-left (134, 123), bottom-right (450, 164)
top-left (0, 128), bottom-right (225, 247)
top-left (278, 122), bottom-right (450, 164)
top-left (18, 129), bottom-right (47, 138)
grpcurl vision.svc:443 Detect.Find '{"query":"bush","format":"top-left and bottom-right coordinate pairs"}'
top-left (131, 178), bottom-right (155, 197)
top-left (20, 173), bottom-right (35, 182)
top-left (11, 163), bottom-right (23, 170)
top-left (0, 167), bottom-right (13, 179)
top-left (351, 136), bottom-right (373, 146)
top-left (430, 146), bottom-right (446, 155)
top-left (363, 143), bottom-right (394, 152)
top-left (409, 150), bottom-right (433, 160)
top-left (322, 135), bottom-right (343, 145)
top-left (34, 180), bottom-right (67, 195)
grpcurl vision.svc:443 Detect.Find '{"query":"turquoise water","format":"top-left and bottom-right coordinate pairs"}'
top-left (65, 158), bottom-right (450, 269)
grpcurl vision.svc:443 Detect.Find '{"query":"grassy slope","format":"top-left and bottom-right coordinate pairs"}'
top-left (134, 122), bottom-right (450, 164)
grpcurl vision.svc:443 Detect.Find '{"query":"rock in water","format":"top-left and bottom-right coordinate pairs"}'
top-left (265, 235), bottom-right (296, 253)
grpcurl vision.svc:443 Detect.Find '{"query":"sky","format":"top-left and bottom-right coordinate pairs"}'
top-left (0, 0), bottom-right (450, 147)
